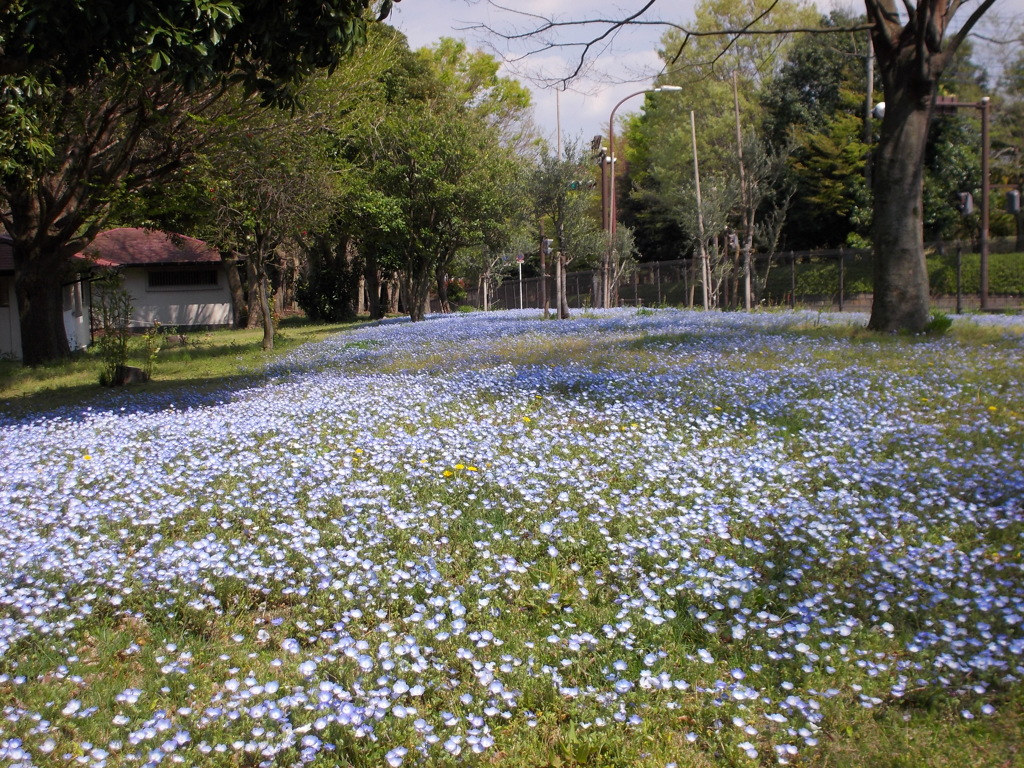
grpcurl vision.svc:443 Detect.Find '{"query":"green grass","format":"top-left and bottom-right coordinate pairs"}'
top-left (0, 317), bottom-right (356, 415)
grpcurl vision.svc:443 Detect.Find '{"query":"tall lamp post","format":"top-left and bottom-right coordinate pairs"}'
top-left (607, 86), bottom-right (682, 308)
top-left (608, 85), bottom-right (683, 239)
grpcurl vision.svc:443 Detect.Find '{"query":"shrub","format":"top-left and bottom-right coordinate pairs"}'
top-left (93, 271), bottom-right (134, 386)
top-left (925, 309), bottom-right (954, 335)
top-left (295, 240), bottom-right (360, 323)
top-left (140, 323), bottom-right (163, 379)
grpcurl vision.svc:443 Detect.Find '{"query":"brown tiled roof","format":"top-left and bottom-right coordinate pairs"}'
top-left (1, 233), bottom-right (125, 274)
top-left (83, 227), bottom-right (223, 266)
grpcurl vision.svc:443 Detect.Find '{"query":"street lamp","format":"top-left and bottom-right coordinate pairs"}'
top-left (608, 85), bottom-right (683, 238)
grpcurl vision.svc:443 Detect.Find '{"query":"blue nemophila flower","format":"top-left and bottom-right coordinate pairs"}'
top-left (1, 308), bottom-right (1021, 765)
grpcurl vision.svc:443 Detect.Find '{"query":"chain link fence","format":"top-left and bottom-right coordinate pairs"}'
top-left (467, 239), bottom-right (1024, 313)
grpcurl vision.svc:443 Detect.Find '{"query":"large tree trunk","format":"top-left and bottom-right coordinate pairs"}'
top-left (245, 259), bottom-right (262, 330)
top-left (249, 244), bottom-right (274, 350)
top-left (362, 253), bottom-right (382, 320)
top-left (340, 238), bottom-right (362, 322)
top-left (435, 265), bottom-right (450, 313)
top-left (868, 76), bottom-right (934, 332)
top-left (222, 254), bottom-right (247, 327)
top-left (259, 269), bottom-right (274, 350)
top-left (7, 194), bottom-right (80, 365)
top-left (862, 0), bottom-right (999, 331)
top-left (404, 267), bottom-right (431, 322)
top-left (14, 257), bottom-right (71, 365)
top-left (386, 275), bottom-right (400, 315)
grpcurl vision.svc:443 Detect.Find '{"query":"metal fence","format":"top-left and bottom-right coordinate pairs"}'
top-left (466, 240), bottom-right (1024, 313)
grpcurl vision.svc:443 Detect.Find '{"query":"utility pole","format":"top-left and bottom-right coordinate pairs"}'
top-left (539, 224), bottom-right (548, 315)
top-left (592, 134), bottom-right (610, 309)
top-left (980, 96), bottom-right (990, 311)
top-left (691, 110), bottom-right (709, 310)
top-left (733, 71), bottom-right (751, 311)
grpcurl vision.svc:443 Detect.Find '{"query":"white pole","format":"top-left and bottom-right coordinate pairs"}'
top-left (518, 261), bottom-right (523, 309)
top-left (691, 110), bottom-right (709, 310)
top-left (733, 71), bottom-right (751, 311)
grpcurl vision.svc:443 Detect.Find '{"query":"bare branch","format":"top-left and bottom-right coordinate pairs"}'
top-left (944, 0), bottom-right (1001, 64)
top-left (900, 0), bottom-right (917, 27)
top-left (472, 1), bottom-right (872, 89)
top-left (665, 0), bottom-right (779, 67)
top-left (476, 0), bottom-right (661, 43)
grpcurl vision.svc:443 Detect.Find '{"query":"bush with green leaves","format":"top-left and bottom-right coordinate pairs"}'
top-left (92, 271), bottom-right (134, 386)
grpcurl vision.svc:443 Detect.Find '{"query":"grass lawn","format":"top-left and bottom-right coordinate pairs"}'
top-left (0, 308), bottom-right (1022, 767)
top-left (0, 317), bottom-right (354, 417)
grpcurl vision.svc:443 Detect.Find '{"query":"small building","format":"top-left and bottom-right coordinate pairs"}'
top-left (83, 228), bottom-right (239, 330)
top-left (0, 235), bottom-right (94, 360)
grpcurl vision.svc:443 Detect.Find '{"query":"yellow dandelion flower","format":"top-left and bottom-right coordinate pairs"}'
top-left (455, 463), bottom-right (465, 470)
top-left (443, 470), bottom-right (453, 477)
top-left (468, 466), bottom-right (478, 472)
top-left (355, 448), bottom-right (364, 454)
top-left (84, 455), bottom-right (92, 460)
top-left (988, 406), bottom-right (998, 412)
top-left (523, 416), bottom-right (531, 422)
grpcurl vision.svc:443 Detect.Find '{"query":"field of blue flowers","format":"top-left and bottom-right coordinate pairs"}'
top-left (1, 308), bottom-right (1022, 767)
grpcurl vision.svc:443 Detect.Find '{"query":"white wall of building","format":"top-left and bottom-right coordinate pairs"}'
top-left (0, 277), bottom-right (91, 360)
top-left (121, 267), bottom-right (234, 329)
top-left (0, 277), bottom-right (21, 360)
top-left (1, 263), bottom-right (235, 359)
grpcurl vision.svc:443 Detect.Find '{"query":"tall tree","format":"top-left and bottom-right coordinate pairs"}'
top-left (865, 0), bottom-right (997, 331)
top-left (1, 71), bottom-right (224, 364)
top-left (482, 0), bottom-right (1001, 331)
top-left (761, 15), bottom-right (876, 249)
top-left (623, 0), bottom-right (811, 294)
top-left (359, 102), bottom-right (526, 321)
top-left (0, 0), bottom-right (390, 364)
top-left (351, 39), bottom-right (531, 321)
top-left (204, 107), bottom-right (336, 350)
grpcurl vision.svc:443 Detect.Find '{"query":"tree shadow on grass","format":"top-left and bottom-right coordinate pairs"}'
top-left (0, 371), bottom-right (269, 426)
top-left (0, 316), bottom-right (386, 425)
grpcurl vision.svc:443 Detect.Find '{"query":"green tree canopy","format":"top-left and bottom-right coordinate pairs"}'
top-left (0, 0), bottom-right (391, 364)
top-left (346, 36), bottom-right (533, 321)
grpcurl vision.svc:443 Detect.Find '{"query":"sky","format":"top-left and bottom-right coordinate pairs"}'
top-left (387, 0), bottom-right (1024, 148)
